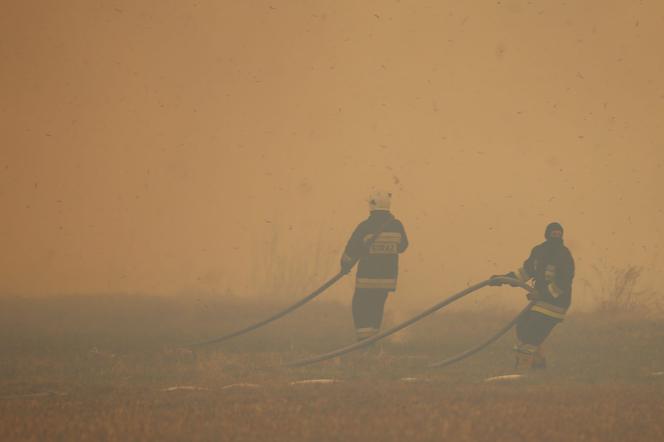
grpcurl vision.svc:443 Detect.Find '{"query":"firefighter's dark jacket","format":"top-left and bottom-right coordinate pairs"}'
top-left (512, 238), bottom-right (575, 320)
top-left (341, 210), bottom-right (408, 291)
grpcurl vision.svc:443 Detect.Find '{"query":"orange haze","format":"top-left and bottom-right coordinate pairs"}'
top-left (2, 1), bottom-right (663, 311)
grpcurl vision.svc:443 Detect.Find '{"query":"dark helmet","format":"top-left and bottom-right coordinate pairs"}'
top-left (545, 222), bottom-right (564, 240)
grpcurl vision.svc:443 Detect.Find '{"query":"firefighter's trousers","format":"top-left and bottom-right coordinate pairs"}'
top-left (352, 288), bottom-right (389, 341)
top-left (514, 310), bottom-right (561, 370)
top-left (516, 310), bottom-right (560, 345)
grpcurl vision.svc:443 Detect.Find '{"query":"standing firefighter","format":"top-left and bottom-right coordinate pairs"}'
top-left (340, 191), bottom-right (409, 341)
top-left (490, 222), bottom-right (575, 370)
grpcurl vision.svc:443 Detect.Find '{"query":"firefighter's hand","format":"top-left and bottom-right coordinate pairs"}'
top-left (504, 271), bottom-right (520, 287)
top-left (488, 275), bottom-right (505, 286)
top-left (526, 290), bottom-right (542, 301)
top-left (489, 272), bottom-right (520, 287)
top-left (340, 255), bottom-right (354, 275)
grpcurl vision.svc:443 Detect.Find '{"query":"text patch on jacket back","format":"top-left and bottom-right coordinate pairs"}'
top-left (364, 232), bottom-right (402, 255)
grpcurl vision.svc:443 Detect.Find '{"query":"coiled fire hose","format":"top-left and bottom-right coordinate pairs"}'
top-left (285, 277), bottom-right (535, 368)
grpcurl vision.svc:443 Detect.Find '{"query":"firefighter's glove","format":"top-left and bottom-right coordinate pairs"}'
top-left (340, 255), bottom-right (355, 275)
top-left (503, 271), bottom-right (520, 287)
top-left (488, 272), bottom-right (519, 287)
top-left (488, 275), bottom-right (506, 286)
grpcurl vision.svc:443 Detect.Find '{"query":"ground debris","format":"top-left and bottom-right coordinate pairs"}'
top-left (399, 377), bottom-right (429, 383)
top-left (0, 390), bottom-right (68, 400)
top-left (161, 385), bottom-right (212, 392)
top-left (484, 374), bottom-right (525, 382)
top-left (220, 383), bottom-right (262, 390)
top-left (290, 379), bottom-right (340, 385)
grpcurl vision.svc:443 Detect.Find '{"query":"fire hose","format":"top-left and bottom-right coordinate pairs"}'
top-left (427, 299), bottom-right (536, 368)
top-left (285, 277), bottom-right (535, 368)
top-left (189, 217), bottom-right (395, 348)
top-left (188, 272), bottom-right (346, 348)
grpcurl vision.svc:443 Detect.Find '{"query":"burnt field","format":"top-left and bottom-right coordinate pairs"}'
top-left (2, 294), bottom-right (664, 441)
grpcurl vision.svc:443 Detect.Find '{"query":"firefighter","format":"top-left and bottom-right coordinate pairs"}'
top-left (489, 222), bottom-right (575, 370)
top-left (340, 191), bottom-right (409, 341)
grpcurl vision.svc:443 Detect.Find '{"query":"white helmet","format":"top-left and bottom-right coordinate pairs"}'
top-left (368, 191), bottom-right (392, 211)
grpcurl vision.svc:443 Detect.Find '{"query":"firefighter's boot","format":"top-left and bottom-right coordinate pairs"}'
top-left (514, 343), bottom-right (537, 371)
top-left (531, 346), bottom-right (547, 370)
top-left (355, 327), bottom-right (378, 342)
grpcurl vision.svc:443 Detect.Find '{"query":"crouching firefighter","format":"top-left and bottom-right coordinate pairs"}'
top-left (490, 222), bottom-right (575, 370)
top-left (340, 191), bottom-right (409, 341)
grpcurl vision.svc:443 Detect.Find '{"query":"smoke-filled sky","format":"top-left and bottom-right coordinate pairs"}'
top-left (2, 1), bottom-right (663, 310)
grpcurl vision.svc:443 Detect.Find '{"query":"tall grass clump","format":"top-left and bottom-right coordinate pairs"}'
top-left (248, 222), bottom-right (337, 300)
top-left (585, 264), bottom-right (659, 316)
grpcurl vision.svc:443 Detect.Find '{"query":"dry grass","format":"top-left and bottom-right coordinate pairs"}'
top-left (1, 294), bottom-right (664, 441)
top-left (585, 264), bottom-right (660, 315)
